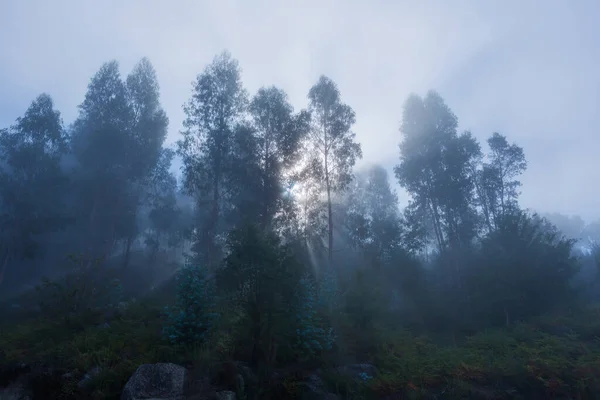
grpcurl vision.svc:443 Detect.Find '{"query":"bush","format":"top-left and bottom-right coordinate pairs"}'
top-left (468, 211), bottom-right (580, 327)
top-left (162, 264), bottom-right (219, 345)
top-left (35, 254), bottom-right (123, 328)
top-left (293, 273), bottom-right (335, 360)
top-left (217, 225), bottom-right (305, 368)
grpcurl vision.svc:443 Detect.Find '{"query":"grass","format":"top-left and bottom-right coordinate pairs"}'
top-left (366, 306), bottom-right (600, 399)
top-left (2, 291), bottom-right (600, 399)
top-left (0, 300), bottom-right (179, 399)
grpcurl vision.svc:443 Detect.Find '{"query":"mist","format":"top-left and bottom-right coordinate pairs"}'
top-left (1, 1), bottom-right (599, 399)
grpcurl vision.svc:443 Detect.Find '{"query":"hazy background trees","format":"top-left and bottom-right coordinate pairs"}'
top-left (1, 50), bottom-right (597, 344)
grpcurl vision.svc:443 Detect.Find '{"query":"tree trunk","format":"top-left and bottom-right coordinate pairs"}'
top-left (504, 306), bottom-right (510, 327)
top-left (324, 148), bottom-right (333, 265)
top-left (208, 177), bottom-right (220, 266)
top-left (85, 197), bottom-right (99, 269)
top-left (262, 138), bottom-right (271, 228)
top-left (327, 184), bottom-right (333, 265)
top-left (123, 234), bottom-right (134, 268)
top-left (250, 307), bottom-right (263, 368)
top-left (0, 251), bottom-right (10, 289)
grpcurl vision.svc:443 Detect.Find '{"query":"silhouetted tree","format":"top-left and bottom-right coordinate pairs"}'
top-left (0, 94), bottom-right (69, 287)
top-left (177, 51), bottom-right (248, 266)
top-left (304, 76), bottom-right (362, 265)
top-left (394, 91), bottom-right (480, 251)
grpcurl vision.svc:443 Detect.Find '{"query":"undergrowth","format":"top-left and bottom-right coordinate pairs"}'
top-left (2, 296), bottom-right (600, 399)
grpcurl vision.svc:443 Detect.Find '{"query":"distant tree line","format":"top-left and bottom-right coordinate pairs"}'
top-left (1, 51), bottom-right (598, 341)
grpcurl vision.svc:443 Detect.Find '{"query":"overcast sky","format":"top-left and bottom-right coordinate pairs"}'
top-left (1, 0), bottom-right (599, 220)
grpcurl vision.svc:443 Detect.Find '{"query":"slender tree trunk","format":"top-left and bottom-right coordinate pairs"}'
top-left (208, 175), bottom-right (220, 266)
top-left (250, 306), bottom-right (263, 368)
top-left (82, 197), bottom-right (100, 270)
top-left (0, 250), bottom-right (10, 289)
top-left (504, 306), bottom-right (510, 327)
top-left (325, 156), bottom-right (333, 265)
top-left (262, 138), bottom-right (271, 228)
top-left (123, 234), bottom-right (134, 268)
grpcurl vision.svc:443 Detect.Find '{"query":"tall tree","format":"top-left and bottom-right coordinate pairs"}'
top-left (177, 51), bottom-right (248, 265)
top-left (342, 165), bottom-right (403, 266)
top-left (305, 76), bottom-right (362, 264)
top-left (394, 91), bottom-right (480, 251)
top-left (143, 148), bottom-right (180, 262)
top-left (0, 94), bottom-right (68, 287)
top-left (476, 132), bottom-right (527, 231)
top-left (120, 58), bottom-right (169, 266)
top-left (70, 60), bottom-right (134, 260)
top-left (248, 86), bottom-right (309, 227)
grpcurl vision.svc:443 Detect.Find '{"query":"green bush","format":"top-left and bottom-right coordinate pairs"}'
top-left (162, 264), bottom-right (219, 345)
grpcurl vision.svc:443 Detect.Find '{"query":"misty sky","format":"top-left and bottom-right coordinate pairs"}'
top-left (1, 0), bottom-right (599, 220)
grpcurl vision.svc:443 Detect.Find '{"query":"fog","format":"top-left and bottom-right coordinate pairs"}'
top-left (2, 1), bottom-right (599, 220)
top-left (1, 2), bottom-right (600, 399)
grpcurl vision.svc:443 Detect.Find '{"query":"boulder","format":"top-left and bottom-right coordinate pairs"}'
top-left (333, 363), bottom-right (378, 381)
top-left (121, 363), bottom-right (187, 400)
top-left (0, 382), bottom-right (31, 400)
top-left (214, 391), bottom-right (236, 400)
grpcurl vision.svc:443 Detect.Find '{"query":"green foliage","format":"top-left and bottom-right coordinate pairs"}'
top-left (395, 91), bottom-right (481, 250)
top-left (0, 299), bottom-right (178, 400)
top-left (3, 50), bottom-right (600, 400)
top-left (293, 274), bottom-right (335, 360)
top-left (162, 264), bottom-right (219, 345)
top-left (0, 93), bottom-right (69, 285)
top-left (342, 165), bottom-right (406, 263)
top-left (368, 311), bottom-right (600, 399)
top-left (466, 210), bottom-right (580, 328)
top-left (177, 51), bottom-right (248, 265)
top-left (303, 75), bottom-right (363, 262)
top-left (35, 254), bottom-right (123, 329)
top-left (217, 224), bottom-right (304, 367)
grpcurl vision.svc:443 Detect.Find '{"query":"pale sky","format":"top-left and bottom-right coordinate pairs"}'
top-left (1, 0), bottom-right (599, 220)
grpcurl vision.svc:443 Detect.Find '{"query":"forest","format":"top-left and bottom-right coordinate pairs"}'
top-left (0, 51), bottom-right (599, 399)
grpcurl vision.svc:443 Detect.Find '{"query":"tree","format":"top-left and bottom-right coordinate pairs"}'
top-left (342, 165), bottom-right (404, 266)
top-left (70, 59), bottom-right (168, 265)
top-left (70, 60), bottom-right (134, 260)
top-left (217, 224), bottom-right (304, 368)
top-left (143, 148), bottom-right (180, 262)
top-left (394, 91), bottom-right (480, 251)
top-left (248, 86), bottom-right (309, 227)
top-left (0, 94), bottom-right (69, 287)
top-left (476, 132), bottom-right (527, 231)
top-left (177, 51), bottom-right (248, 266)
top-left (121, 58), bottom-right (169, 266)
top-left (468, 210), bottom-right (579, 327)
top-left (304, 76), bottom-right (362, 264)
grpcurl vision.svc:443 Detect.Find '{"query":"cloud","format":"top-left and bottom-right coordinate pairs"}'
top-left (1, 0), bottom-right (598, 219)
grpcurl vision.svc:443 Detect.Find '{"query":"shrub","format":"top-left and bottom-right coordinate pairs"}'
top-left (162, 264), bottom-right (219, 345)
top-left (35, 254), bottom-right (123, 328)
top-left (293, 274), bottom-right (335, 360)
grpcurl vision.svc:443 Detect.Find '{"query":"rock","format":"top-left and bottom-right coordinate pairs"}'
top-left (333, 363), bottom-right (378, 380)
top-left (234, 363), bottom-right (257, 390)
top-left (301, 374), bottom-right (340, 400)
top-left (214, 391), bottom-right (236, 400)
top-left (0, 383), bottom-right (31, 400)
top-left (121, 363), bottom-right (187, 400)
top-left (0, 362), bottom-right (30, 388)
top-left (77, 366), bottom-right (102, 389)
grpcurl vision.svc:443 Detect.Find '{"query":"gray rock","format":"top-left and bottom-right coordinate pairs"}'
top-left (0, 383), bottom-right (31, 400)
top-left (121, 363), bottom-right (187, 400)
top-left (214, 391), bottom-right (236, 400)
top-left (334, 363), bottom-right (378, 380)
top-left (301, 374), bottom-right (340, 400)
top-left (78, 366), bottom-right (102, 389)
